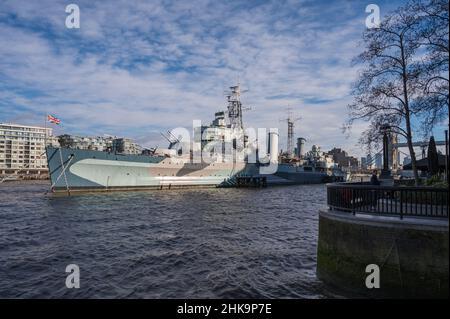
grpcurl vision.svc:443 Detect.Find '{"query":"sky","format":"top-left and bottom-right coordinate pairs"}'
top-left (1, 0), bottom-right (443, 158)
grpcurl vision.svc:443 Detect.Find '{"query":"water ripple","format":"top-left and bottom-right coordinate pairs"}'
top-left (0, 180), bottom-right (340, 298)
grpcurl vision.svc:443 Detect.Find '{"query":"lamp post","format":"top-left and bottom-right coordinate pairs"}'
top-left (445, 130), bottom-right (448, 185)
top-left (380, 124), bottom-right (392, 180)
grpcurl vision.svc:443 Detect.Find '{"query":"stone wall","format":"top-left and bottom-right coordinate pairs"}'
top-left (317, 209), bottom-right (449, 298)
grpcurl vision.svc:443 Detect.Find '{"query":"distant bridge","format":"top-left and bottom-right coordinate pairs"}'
top-left (393, 141), bottom-right (446, 148)
top-left (359, 140), bottom-right (447, 170)
top-left (392, 140), bottom-right (447, 168)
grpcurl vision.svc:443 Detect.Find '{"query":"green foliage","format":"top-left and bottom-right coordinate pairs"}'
top-left (427, 136), bottom-right (440, 175)
top-left (425, 174), bottom-right (448, 188)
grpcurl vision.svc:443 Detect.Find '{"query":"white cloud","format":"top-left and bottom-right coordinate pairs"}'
top-left (0, 0), bottom-right (381, 157)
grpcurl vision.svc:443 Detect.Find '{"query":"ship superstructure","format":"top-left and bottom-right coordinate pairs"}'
top-left (47, 84), bottom-right (254, 192)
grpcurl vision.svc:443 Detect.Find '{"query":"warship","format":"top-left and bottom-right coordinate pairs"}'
top-left (46, 84), bottom-right (344, 193)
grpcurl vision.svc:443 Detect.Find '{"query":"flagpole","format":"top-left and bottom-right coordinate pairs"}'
top-left (44, 113), bottom-right (47, 147)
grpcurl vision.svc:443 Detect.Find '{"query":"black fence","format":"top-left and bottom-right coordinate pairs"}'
top-left (327, 183), bottom-right (449, 219)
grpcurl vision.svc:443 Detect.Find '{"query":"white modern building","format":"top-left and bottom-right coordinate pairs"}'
top-left (57, 134), bottom-right (114, 152)
top-left (58, 134), bottom-right (141, 154)
top-left (112, 138), bottom-right (141, 155)
top-left (0, 123), bottom-right (59, 176)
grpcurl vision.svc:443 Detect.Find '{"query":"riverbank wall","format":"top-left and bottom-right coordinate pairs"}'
top-left (317, 209), bottom-right (449, 298)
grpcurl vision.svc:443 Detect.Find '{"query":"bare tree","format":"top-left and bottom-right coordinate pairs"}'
top-left (411, 0), bottom-right (449, 135)
top-left (347, 6), bottom-right (422, 185)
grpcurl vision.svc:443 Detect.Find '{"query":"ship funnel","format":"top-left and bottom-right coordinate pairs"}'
top-left (268, 130), bottom-right (279, 164)
top-left (297, 137), bottom-right (306, 158)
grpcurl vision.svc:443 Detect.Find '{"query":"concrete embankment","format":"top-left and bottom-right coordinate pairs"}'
top-left (1, 169), bottom-right (49, 181)
top-left (317, 209), bottom-right (449, 298)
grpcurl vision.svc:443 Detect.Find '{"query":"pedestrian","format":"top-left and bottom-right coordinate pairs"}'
top-left (370, 170), bottom-right (380, 185)
top-left (369, 170), bottom-right (380, 210)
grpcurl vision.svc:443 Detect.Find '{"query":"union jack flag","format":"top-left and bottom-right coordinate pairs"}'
top-left (47, 114), bottom-right (60, 125)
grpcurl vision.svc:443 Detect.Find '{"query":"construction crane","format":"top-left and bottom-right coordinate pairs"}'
top-left (280, 107), bottom-right (301, 158)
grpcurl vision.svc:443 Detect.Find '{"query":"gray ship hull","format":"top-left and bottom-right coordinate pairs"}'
top-left (46, 147), bottom-right (329, 192)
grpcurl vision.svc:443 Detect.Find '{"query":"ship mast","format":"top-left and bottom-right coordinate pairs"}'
top-left (226, 84), bottom-right (246, 130)
top-left (280, 107), bottom-right (301, 159)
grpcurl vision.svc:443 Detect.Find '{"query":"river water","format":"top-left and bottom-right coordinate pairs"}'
top-left (0, 181), bottom-right (342, 298)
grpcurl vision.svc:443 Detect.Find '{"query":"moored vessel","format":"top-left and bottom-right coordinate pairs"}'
top-left (46, 84), bottom-right (345, 193)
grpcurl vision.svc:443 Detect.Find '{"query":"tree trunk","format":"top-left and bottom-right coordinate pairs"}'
top-left (400, 35), bottom-right (420, 186)
top-left (405, 113), bottom-right (420, 184)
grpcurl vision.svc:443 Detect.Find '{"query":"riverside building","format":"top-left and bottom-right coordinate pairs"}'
top-left (0, 123), bottom-right (59, 177)
top-left (58, 134), bottom-right (141, 154)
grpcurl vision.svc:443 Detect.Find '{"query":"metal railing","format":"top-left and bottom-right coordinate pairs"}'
top-left (327, 183), bottom-right (449, 219)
